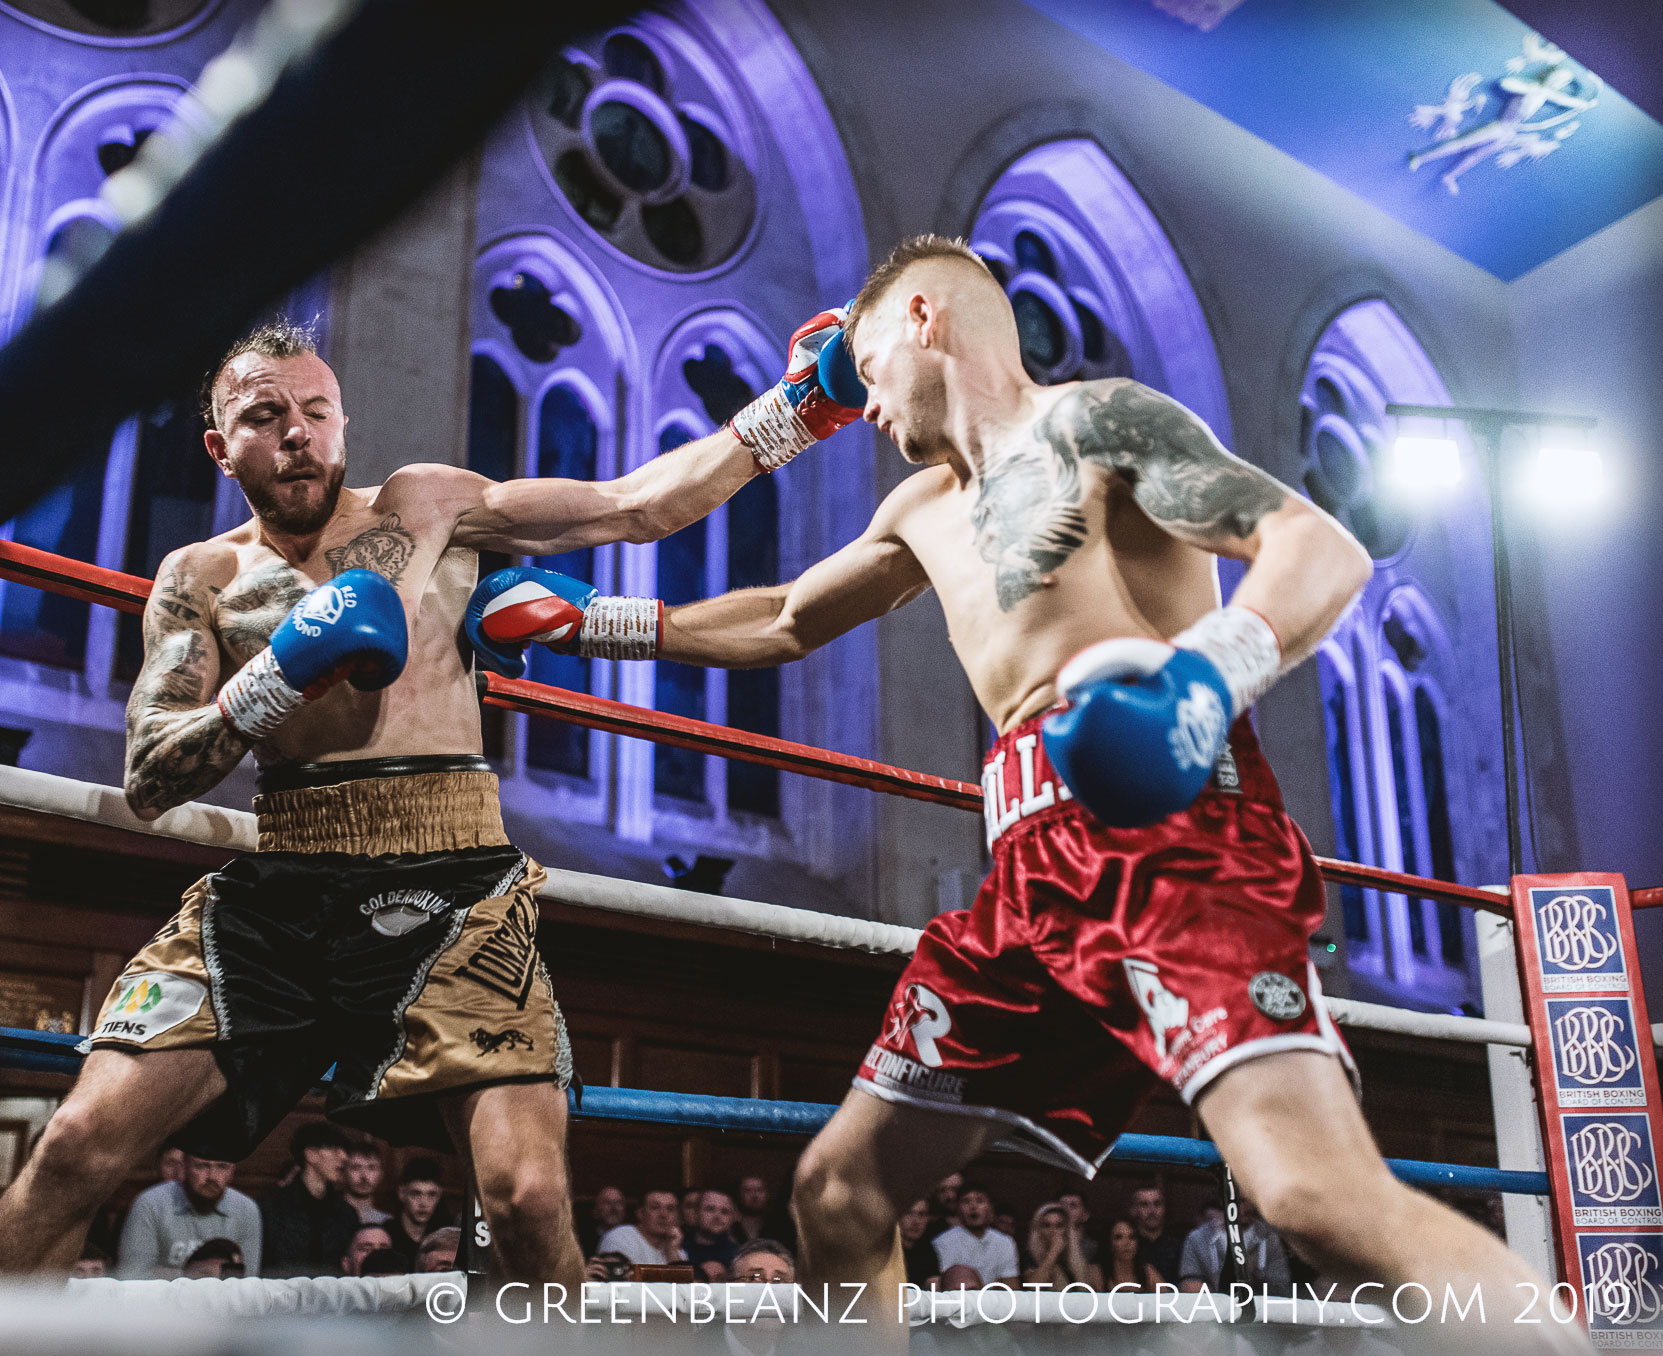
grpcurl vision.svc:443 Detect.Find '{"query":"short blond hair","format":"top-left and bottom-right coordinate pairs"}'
top-left (843, 234), bottom-right (996, 355)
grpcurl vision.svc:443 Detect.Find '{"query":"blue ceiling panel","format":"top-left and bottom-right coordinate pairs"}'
top-left (1024, 0), bottom-right (1663, 279)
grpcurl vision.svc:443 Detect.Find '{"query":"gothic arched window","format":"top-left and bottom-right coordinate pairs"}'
top-left (970, 139), bottom-right (1230, 432)
top-left (1302, 303), bottom-right (1483, 1009)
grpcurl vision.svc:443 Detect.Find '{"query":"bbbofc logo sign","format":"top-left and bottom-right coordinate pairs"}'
top-left (1563, 1113), bottom-right (1663, 1227)
top-left (1533, 886), bottom-right (1627, 993)
top-left (1577, 1233), bottom-right (1663, 1344)
top-left (1548, 997), bottom-right (1646, 1108)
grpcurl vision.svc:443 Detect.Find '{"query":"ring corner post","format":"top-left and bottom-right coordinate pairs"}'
top-left (1511, 871), bottom-right (1663, 1346)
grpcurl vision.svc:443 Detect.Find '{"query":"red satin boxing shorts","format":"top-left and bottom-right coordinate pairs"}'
top-left (855, 712), bottom-right (1356, 1176)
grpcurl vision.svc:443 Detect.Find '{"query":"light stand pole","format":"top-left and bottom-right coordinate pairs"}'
top-left (1385, 403), bottom-right (1597, 881)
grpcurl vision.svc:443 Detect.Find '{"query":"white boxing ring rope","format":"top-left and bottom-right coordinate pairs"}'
top-left (0, 762), bottom-right (1653, 1051)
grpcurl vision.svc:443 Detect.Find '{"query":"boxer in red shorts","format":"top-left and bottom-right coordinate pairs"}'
top-left (855, 712), bottom-right (1356, 1177)
top-left (473, 236), bottom-right (1586, 1353)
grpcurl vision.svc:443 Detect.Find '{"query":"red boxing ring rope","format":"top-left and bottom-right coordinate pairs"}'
top-left (1, 538), bottom-right (1640, 916)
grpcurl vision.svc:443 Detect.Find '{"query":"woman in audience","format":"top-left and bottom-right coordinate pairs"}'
top-left (1022, 1202), bottom-right (1104, 1290)
top-left (1103, 1217), bottom-right (1164, 1292)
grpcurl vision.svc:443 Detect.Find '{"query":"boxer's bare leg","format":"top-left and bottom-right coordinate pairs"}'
top-left (443, 1079), bottom-right (582, 1290)
top-left (0, 1047), bottom-right (226, 1273)
top-left (792, 1089), bottom-right (999, 1350)
top-left (1198, 1049), bottom-right (1589, 1354)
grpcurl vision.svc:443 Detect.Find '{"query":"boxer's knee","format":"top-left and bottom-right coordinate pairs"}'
top-left (793, 1139), bottom-right (894, 1256)
top-left (477, 1154), bottom-right (572, 1244)
top-left (28, 1101), bottom-right (134, 1200)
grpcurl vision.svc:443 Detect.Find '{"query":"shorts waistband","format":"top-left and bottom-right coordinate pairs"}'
top-left (981, 710), bottom-right (1280, 850)
top-left (253, 766), bottom-right (510, 854)
top-left (256, 754), bottom-right (491, 795)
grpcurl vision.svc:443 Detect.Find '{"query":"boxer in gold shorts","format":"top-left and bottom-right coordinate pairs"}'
top-left (0, 312), bottom-right (857, 1283)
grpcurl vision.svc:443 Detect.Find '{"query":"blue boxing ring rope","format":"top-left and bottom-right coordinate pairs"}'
top-left (0, 1025), bottom-right (1548, 1198)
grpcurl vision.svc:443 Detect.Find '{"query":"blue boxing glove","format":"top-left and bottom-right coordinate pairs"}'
top-left (1042, 607), bottom-right (1282, 828)
top-left (465, 566), bottom-right (662, 679)
top-left (216, 569), bottom-right (407, 740)
top-left (729, 304), bottom-right (864, 470)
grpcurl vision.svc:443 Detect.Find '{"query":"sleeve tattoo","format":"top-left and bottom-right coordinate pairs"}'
top-left (124, 563), bottom-right (248, 814)
top-left (1048, 381), bottom-right (1287, 546)
top-left (971, 381), bottom-right (1289, 610)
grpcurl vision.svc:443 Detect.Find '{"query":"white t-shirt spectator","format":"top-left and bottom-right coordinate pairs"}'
top-left (931, 1224), bottom-right (1019, 1284)
top-left (117, 1180), bottom-right (263, 1278)
top-left (596, 1224), bottom-right (687, 1266)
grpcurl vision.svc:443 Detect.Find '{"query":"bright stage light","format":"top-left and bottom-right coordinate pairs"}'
top-left (1524, 442), bottom-right (1606, 508)
top-left (1389, 435), bottom-right (1462, 493)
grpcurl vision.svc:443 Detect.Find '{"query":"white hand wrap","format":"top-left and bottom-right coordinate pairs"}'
top-left (729, 385), bottom-right (814, 471)
top-left (1171, 606), bottom-right (1281, 719)
top-left (215, 647), bottom-right (305, 740)
top-left (577, 596), bottom-right (661, 661)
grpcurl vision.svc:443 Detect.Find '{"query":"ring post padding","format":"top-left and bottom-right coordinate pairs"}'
top-left (1511, 873), bottom-right (1663, 1345)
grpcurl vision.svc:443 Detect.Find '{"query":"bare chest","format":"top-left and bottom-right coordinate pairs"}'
top-left (211, 511), bottom-right (465, 666)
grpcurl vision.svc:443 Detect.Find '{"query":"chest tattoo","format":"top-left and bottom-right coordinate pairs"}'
top-left (325, 513), bottom-right (416, 583)
top-left (971, 424), bottom-right (1090, 612)
top-left (214, 560), bottom-right (309, 661)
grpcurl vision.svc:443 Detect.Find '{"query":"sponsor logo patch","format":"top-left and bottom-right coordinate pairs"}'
top-left (94, 972), bottom-right (207, 1043)
top-left (860, 1045), bottom-right (966, 1102)
top-left (1125, 960), bottom-right (1189, 1060)
top-left (470, 1027), bottom-right (534, 1056)
top-left (1249, 971), bottom-right (1307, 1021)
top-left (361, 888), bottom-right (449, 937)
top-left (886, 983), bottom-right (951, 1068)
top-left (459, 893), bottom-right (539, 1008)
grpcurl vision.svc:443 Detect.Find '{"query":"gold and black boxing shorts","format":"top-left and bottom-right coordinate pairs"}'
top-left (85, 755), bottom-right (572, 1155)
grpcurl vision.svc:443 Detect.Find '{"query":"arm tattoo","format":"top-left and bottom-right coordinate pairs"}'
top-left (969, 381), bottom-right (1288, 611)
top-left (326, 513), bottom-right (415, 582)
top-left (125, 568), bottom-right (248, 814)
top-left (1059, 382), bottom-right (1286, 540)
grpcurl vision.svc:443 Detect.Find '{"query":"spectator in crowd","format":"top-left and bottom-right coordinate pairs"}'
top-left (680, 1187), bottom-right (703, 1235)
top-left (585, 1251), bottom-right (634, 1283)
top-left (938, 1263), bottom-right (983, 1290)
top-left (417, 1226), bottom-right (460, 1273)
top-left (993, 1206), bottom-right (1017, 1239)
top-left (118, 1151), bottom-right (263, 1279)
top-left (580, 1186), bottom-right (629, 1257)
top-left (261, 1122), bottom-right (360, 1279)
top-left (1179, 1198), bottom-right (1291, 1294)
top-left (158, 1146), bottom-right (185, 1183)
top-left (181, 1238), bottom-right (245, 1279)
top-left (932, 1182), bottom-right (1019, 1287)
top-left (735, 1176), bottom-right (769, 1242)
top-left (360, 1248), bottom-right (406, 1277)
top-left (342, 1141), bottom-right (390, 1225)
top-left (1023, 1202), bottom-right (1104, 1290)
top-left (1102, 1218), bottom-right (1162, 1292)
top-left (1057, 1189), bottom-right (1100, 1263)
top-left (387, 1158), bottom-right (446, 1267)
top-left (341, 1223), bottom-right (395, 1277)
top-left (1128, 1182), bottom-right (1183, 1284)
top-left (898, 1198), bottom-right (938, 1289)
top-left (927, 1173), bottom-right (963, 1239)
top-left (684, 1188), bottom-right (740, 1280)
top-left (727, 1239), bottom-right (796, 1356)
top-left (71, 1243), bottom-right (109, 1279)
top-left (598, 1187), bottom-right (686, 1265)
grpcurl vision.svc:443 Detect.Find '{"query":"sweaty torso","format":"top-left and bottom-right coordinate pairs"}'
top-left (190, 477), bottom-right (481, 766)
top-left (893, 381), bottom-right (1222, 732)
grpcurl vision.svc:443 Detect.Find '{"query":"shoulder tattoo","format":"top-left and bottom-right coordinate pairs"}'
top-left (1056, 382), bottom-right (1285, 541)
